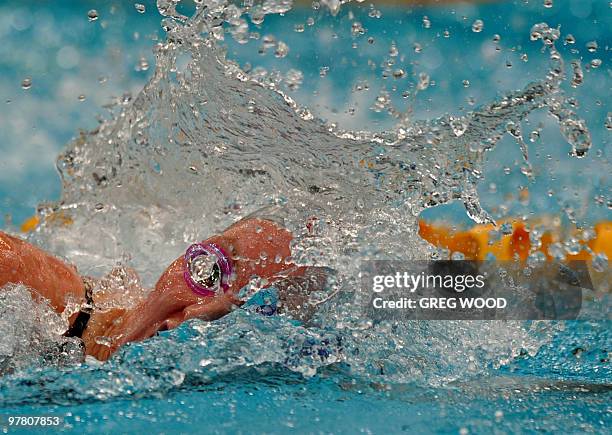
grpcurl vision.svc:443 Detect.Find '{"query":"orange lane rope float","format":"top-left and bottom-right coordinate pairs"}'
top-left (418, 219), bottom-right (612, 263)
top-left (20, 211), bottom-right (73, 233)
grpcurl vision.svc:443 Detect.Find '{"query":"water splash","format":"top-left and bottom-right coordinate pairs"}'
top-left (2, 0), bottom-right (597, 395)
top-left (0, 284), bottom-right (83, 375)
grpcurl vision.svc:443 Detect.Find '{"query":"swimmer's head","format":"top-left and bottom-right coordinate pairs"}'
top-left (183, 243), bottom-right (233, 296)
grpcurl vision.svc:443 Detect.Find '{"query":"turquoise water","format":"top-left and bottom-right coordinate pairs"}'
top-left (1, 315), bottom-right (610, 433)
top-left (0, 1), bottom-right (610, 433)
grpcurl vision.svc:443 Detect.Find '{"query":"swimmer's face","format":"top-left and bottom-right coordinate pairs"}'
top-left (139, 218), bottom-right (298, 330)
top-left (108, 219), bottom-right (295, 345)
top-left (93, 218), bottom-right (299, 360)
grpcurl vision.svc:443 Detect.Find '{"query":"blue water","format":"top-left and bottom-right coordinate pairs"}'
top-left (1, 314), bottom-right (610, 433)
top-left (0, 1), bottom-right (610, 433)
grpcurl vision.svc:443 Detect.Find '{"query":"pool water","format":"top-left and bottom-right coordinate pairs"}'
top-left (0, 1), bottom-right (610, 433)
top-left (1, 314), bottom-right (609, 433)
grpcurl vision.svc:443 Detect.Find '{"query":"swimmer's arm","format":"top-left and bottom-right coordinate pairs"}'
top-left (83, 296), bottom-right (240, 361)
top-left (0, 231), bottom-right (85, 313)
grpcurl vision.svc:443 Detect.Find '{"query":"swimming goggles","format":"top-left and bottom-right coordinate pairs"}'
top-left (183, 243), bottom-right (233, 296)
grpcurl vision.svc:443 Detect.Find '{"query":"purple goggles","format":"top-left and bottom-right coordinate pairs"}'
top-left (183, 243), bottom-right (233, 297)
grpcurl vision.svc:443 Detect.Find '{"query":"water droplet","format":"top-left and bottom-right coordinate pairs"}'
top-left (586, 40), bottom-right (598, 52)
top-left (564, 238), bottom-right (581, 255)
top-left (21, 77), bottom-right (32, 90)
top-left (451, 251), bottom-right (465, 260)
top-left (94, 336), bottom-right (112, 346)
top-left (262, 34), bottom-right (276, 50)
top-left (505, 60), bottom-right (513, 68)
top-left (294, 24), bottom-right (305, 33)
top-left (527, 251), bottom-right (546, 267)
top-left (443, 29), bottom-right (450, 38)
top-left (322, 0), bottom-right (342, 16)
top-left (462, 80), bottom-right (470, 88)
top-left (351, 22), bottom-right (365, 36)
top-left (530, 23), bottom-right (560, 45)
top-left (134, 3), bottom-right (146, 13)
top-left (389, 43), bottom-right (399, 57)
top-left (520, 53), bottom-right (529, 62)
top-left (413, 43), bottom-right (422, 53)
top-left (285, 69), bottom-right (303, 90)
top-left (136, 57), bottom-right (149, 71)
top-left (417, 72), bottom-right (430, 90)
top-left (275, 41), bottom-right (289, 58)
top-left (560, 117), bottom-right (591, 157)
top-left (78, 94), bottom-right (86, 102)
top-left (450, 116), bottom-right (468, 137)
top-left (543, 0), bottom-right (553, 8)
top-left (570, 60), bottom-right (583, 87)
top-left (87, 9), bottom-right (99, 21)
top-left (590, 59), bottom-right (602, 68)
top-left (605, 113), bottom-right (612, 130)
top-left (493, 34), bottom-right (501, 43)
top-left (581, 228), bottom-right (596, 242)
top-left (367, 7), bottom-right (382, 19)
top-left (494, 410), bottom-right (504, 422)
top-left (471, 19), bottom-right (484, 33)
top-left (422, 16), bottom-right (431, 29)
top-left (564, 34), bottom-right (575, 45)
top-left (548, 243), bottom-right (564, 261)
top-left (592, 253), bottom-right (608, 272)
top-left (372, 91), bottom-right (390, 112)
top-left (251, 10), bottom-right (265, 25)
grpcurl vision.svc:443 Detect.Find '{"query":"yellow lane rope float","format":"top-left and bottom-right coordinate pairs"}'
top-left (418, 219), bottom-right (612, 263)
top-left (20, 212), bottom-right (73, 233)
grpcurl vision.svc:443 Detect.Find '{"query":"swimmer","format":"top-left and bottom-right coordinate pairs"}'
top-left (0, 215), bottom-right (328, 361)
